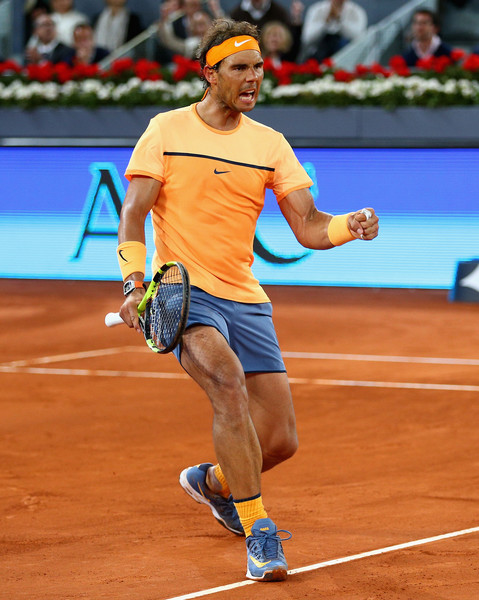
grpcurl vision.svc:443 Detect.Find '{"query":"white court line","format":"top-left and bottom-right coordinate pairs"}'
top-left (163, 525), bottom-right (479, 600)
top-left (0, 366), bottom-right (189, 380)
top-left (282, 351), bottom-right (479, 366)
top-left (288, 377), bottom-right (479, 392)
top-left (1, 366), bottom-right (478, 392)
top-left (3, 346), bottom-right (139, 368)
top-left (2, 348), bottom-right (479, 368)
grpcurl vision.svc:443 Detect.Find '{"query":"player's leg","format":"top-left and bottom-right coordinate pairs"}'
top-left (179, 324), bottom-right (290, 580)
top-left (180, 324), bottom-right (263, 501)
top-left (246, 371), bottom-right (298, 472)
top-left (205, 372), bottom-right (296, 480)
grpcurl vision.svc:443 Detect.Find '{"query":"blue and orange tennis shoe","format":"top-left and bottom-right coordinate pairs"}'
top-left (245, 518), bottom-right (292, 581)
top-left (179, 463), bottom-right (244, 536)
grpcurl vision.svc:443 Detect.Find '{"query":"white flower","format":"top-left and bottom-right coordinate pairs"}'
top-left (141, 80), bottom-right (170, 92)
top-left (80, 79), bottom-right (103, 93)
top-left (2, 68), bottom-right (479, 106)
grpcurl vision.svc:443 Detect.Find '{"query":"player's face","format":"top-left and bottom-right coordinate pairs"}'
top-left (214, 50), bottom-right (264, 113)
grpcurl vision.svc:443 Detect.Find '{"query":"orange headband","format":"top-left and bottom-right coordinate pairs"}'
top-left (206, 35), bottom-right (261, 67)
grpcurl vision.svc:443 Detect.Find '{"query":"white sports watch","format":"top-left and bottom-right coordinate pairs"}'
top-left (123, 280), bottom-right (145, 296)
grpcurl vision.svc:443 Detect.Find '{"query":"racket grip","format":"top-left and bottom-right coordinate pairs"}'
top-left (105, 312), bottom-right (125, 327)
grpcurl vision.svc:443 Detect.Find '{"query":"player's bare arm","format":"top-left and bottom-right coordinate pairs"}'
top-left (280, 187), bottom-right (379, 249)
top-left (118, 175), bottom-right (162, 330)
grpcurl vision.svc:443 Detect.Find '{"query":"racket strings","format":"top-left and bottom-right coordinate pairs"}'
top-left (148, 267), bottom-right (185, 351)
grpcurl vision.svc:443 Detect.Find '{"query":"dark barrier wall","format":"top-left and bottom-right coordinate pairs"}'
top-left (3, 107), bottom-right (479, 147)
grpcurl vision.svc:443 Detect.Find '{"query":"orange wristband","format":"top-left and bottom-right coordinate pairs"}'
top-left (117, 241), bottom-right (147, 280)
top-left (327, 213), bottom-right (355, 246)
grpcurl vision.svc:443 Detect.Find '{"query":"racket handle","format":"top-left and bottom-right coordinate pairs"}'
top-left (105, 312), bottom-right (125, 327)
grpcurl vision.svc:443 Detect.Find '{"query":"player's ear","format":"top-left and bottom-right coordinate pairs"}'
top-left (203, 65), bottom-right (217, 86)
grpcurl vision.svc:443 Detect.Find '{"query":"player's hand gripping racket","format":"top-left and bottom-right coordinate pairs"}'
top-left (105, 262), bottom-right (190, 354)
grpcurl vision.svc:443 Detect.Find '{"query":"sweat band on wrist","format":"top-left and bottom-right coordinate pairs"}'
top-left (117, 241), bottom-right (147, 280)
top-left (327, 213), bottom-right (355, 246)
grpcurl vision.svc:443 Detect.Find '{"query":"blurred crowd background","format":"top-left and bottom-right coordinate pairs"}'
top-left (2, 1), bottom-right (479, 72)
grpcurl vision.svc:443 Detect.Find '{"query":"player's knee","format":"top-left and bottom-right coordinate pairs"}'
top-left (210, 374), bottom-right (249, 419)
top-left (263, 432), bottom-right (298, 468)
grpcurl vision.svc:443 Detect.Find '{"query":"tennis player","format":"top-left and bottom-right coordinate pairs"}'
top-left (116, 18), bottom-right (379, 582)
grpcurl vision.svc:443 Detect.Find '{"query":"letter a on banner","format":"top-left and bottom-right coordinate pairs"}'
top-left (73, 162), bottom-right (125, 259)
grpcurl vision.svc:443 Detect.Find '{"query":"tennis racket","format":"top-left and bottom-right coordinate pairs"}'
top-left (105, 261), bottom-right (190, 354)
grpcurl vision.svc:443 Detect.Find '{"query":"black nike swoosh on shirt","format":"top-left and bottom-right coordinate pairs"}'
top-left (214, 168), bottom-right (231, 174)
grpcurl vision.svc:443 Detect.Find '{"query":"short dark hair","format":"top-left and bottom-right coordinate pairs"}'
top-left (73, 22), bottom-right (92, 33)
top-left (413, 9), bottom-right (440, 28)
top-left (196, 18), bottom-right (260, 71)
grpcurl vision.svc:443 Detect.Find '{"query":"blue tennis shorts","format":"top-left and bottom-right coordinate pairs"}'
top-left (173, 286), bottom-right (286, 374)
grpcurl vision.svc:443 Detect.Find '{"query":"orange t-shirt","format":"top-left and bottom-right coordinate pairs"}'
top-left (125, 103), bottom-right (312, 303)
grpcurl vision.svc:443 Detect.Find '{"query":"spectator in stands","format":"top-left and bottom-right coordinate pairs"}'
top-left (166, 0), bottom-right (223, 40)
top-left (155, 0), bottom-right (180, 64)
top-left (261, 20), bottom-right (300, 66)
top-left (24, 0), bottom-right (51, 42)
top-left (50, 0), bottom-right (89, 46)
top-left (93, 0), bottom-right (143, 53)
top-left (25, 13), bottom-right (75, 65)
top-left (157, 0), bottom-right (223, 63)
top-left (402, 9), bottom-right (452, 67)
top-left (158, 9), bottom-right (213, 58)
top-left (300, 0), bottom-right (367, 63)
top-left (72, 23), bottom-right (110, 64)
top-left (229, 0), bottom-right (296, 30)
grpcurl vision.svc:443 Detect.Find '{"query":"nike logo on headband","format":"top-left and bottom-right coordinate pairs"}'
top-left (234, 39), bottom-right (251, 47)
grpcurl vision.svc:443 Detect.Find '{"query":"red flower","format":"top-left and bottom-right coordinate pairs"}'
top-left (321, 57), bottom-right (334, 69)
top-left (134, 58), bottom-right (162, 81)
top-left (431, 55), bottom-right (452, 73)
top-left (53, 62), bottom-right (73, 83)
top-left (262, 57), bottom-right (275, 73)
top-left (369, 62), bottom-right (390, 77)
top-left (26, 62), bottom-right (54, 82)
top-left (262, 60), bottom-right (297, 85)
top-left (389, 55), bottom-right (407, 71)
top-left (72, 63), bottom-right (99, 79)
top-left (0, 60), bottom-right (22, 75)
top-left (172, 55), bottom-right (200, 81)
top-left (394, 66), bottom-right (411, 77)
top-left (462, 53), bottom-right (479, 71)
top-left (333, 69), bottom-right (353, 82)
top-left (416, 55), bottom-right (451, 73)
top-left (355, 63), bottom-right (369, 76)
top-left (416, 56), bottom-right (434, 70)
top-left (110, 57), bottom-right (135, 75)
top-left (450, 48), bottom-right (465, 62)
top-left (296, 58), bottom-right (322, 76)
top-left (389, 55), bottom-right (411, 76)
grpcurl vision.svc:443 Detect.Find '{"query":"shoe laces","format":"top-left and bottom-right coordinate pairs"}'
top-left (250, 529), bottom-right (292, 560)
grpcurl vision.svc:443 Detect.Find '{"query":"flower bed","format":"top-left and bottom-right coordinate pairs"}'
top-left (2, 51), bottom-right (479, 109)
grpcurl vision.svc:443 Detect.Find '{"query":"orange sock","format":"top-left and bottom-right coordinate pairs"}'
top-left (213, 465), bottom-right (231, 498)
top-left (233, 494), bottom-right (268, 537)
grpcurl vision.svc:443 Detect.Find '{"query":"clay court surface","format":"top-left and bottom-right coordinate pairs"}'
top-left (1, 279), bottom-right (479, 600)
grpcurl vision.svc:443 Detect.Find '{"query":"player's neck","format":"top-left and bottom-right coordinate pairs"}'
top-left (196, 96), bottom-right (242, 131)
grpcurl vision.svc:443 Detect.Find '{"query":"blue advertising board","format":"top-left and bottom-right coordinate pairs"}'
top-left (1, 147), bottom-right (478, 288)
